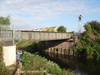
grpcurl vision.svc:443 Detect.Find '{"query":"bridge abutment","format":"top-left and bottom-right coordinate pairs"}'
top-left (44, 39), bottom-right (76, 56)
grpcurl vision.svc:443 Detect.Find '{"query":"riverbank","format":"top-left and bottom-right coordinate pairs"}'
top-left (17, 41), bottom-right (100, 75)
top-left (17, 41), bottom-right (76, 75)
top-left (21, 51), bottom-right (75, 75)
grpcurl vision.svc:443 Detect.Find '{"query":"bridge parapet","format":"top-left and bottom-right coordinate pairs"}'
top-left (21, 31), bottom-right (73, 41)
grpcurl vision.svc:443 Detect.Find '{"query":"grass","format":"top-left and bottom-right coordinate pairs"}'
top-left (22, 52), bottom-right (75, 75)
top-left (17, 41), bottom-right (76, 75)
top-left (17, 41), bottom-right (45, 53)
top-left (17, 41), bottom-right (34, 47)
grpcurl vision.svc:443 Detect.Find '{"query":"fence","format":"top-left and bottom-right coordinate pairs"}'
top-left (0, 25), bottom-right (21, 46)
top-left (0, 25), bottom-right (21, 41)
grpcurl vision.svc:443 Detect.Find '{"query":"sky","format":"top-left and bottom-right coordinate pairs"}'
top-left (0, 0), bottom-right (100, 32)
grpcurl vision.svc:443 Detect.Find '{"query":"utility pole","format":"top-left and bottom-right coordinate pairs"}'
top-left (78, 15), bottom-right (82, 33)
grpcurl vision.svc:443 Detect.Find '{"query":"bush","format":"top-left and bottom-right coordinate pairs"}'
top-left (76, 21), bottom-right (100, 60)
top-left (0, 62), bottom-right (9, 75)
top-left (22, 52), bottom-right (75, 75)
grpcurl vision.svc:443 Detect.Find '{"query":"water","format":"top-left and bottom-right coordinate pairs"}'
top-left (16, 50), bottom-right (22, 61)
top-left (39, 52), bottom-right (100, 75)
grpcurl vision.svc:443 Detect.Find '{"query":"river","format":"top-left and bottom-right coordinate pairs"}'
top-left (39, 52), bottom-right (100, 75)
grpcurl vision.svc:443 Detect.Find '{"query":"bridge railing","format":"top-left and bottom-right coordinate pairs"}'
top-left (21, 31), bottom-right (73, 41)
top-left (0, 25), bottom-right (21, 41)
top-left (0, 26), bottom-right (74, 41)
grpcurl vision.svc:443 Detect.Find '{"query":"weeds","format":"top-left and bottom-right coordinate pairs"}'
top-left (22, 52), bottom-right (75, 75)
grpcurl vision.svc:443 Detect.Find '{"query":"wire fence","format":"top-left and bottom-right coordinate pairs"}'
top-left (0, 25), bottom-right (21, 46)
top-left (0, 25), bottom-right (21, 41)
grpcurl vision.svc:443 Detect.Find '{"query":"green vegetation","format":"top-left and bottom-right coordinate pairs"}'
top-left (17, 41), bottom-right (45, 53)
top-left (0, 43), bottom-right (10, 75)
top-left (0, 61), bottom-right (9, 75)
top-left (76, 21), bottom-right (100, 60)
top-left (0, 42), bottom-right (2, 51)
top-left (0, 16), bottom-right (10, 25)
top-left (17, 41), bottom-right (33, 47)
top-left (22, 52), bottom-right (75, 75)
top-left (0, 16), bottom-right (11, 74)
top-left (0, 43), bottom-right (2, 62)
top-left (17, 41), bottom-right (75, 75)
top-left (57, 26), bottom-right (67, 32)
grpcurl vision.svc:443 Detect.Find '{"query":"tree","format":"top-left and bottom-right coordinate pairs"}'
top-left (57, 26), bottom-right (66, 32)
top-left (87, 21), bottom-right (100, 34)
top-left (76, 20), bottom-right (100, 60)
top-left (84, 24), bottom-right (92, 37)
top-left (0, 16), bottom-right (10, 25)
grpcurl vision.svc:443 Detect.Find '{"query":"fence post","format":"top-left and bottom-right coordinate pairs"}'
top-left (17, 68), bottom-right (21, 75)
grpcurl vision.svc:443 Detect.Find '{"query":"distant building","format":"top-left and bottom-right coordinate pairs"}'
top-left (32, 27), bottom-right (58, 32)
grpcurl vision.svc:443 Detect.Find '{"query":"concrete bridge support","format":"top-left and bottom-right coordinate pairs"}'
top-left (3, 40), bottom-right (16, 66)
top-left (44, 39), bottom-right (76, 56)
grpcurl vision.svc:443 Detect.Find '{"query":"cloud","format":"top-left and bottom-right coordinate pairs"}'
top-left (0, 0), bottom-right (100, 29)
top-left (0, 0), bottom-right (88, 15)
top-left (87, 8), bottom-right (100, 14)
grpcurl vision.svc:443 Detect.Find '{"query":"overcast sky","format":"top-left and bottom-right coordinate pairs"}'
top-left (0, 0), bottom-right (100, 32)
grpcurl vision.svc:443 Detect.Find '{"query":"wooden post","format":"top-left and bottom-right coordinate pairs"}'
top-left (64, 49), bottom-right (66, 56)
top-left (17, 68), bottom-right (21, 75)
top-left (54, 48), bottom-right (56, 54)
top-left (73, 49), bottom-right (74, 56)
top-left (53, 48), bottom-right (55, 53)
top-left (48, 48), bottom-right (50, 53)
top-left (68, 49), bottom-right (70, 56)
top-left (50, 48), bottom-right (51, 53)
top-left (56, 48), bottom-right (58, 55)
top-left (61, 48), bottom-right (62, 57)
top-left (51, 47), bottom-right (53, 53)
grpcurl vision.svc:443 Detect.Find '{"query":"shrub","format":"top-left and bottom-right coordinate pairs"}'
top-left (22, 52), bottom-right (75, 75)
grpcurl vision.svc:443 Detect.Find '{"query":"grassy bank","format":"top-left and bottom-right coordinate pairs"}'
top-left (17, 41), bottom-right (75, 75)
top-left (17, 41), bottom-right (45, 53)
top-left (22, 52), bottom-right (75, 75)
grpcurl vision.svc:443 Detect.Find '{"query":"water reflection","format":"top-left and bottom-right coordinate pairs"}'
top-left (39, 52), bottom-right (100, 75)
